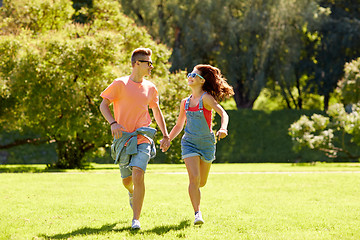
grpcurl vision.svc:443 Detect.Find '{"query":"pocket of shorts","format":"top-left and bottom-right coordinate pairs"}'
top-left (138, 144), bottom-right (151, 157)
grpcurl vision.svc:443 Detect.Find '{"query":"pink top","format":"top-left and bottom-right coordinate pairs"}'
top-left (101, 76), bottom-right (159, 144)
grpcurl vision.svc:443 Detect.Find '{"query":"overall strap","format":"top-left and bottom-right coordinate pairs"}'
top-left (185, 95), bottom-right (192, 110)
top-left (198, 92), bottom-right (207, 110)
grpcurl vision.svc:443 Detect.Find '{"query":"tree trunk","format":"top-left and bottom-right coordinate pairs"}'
top-left (324, 93), bottom-right (330, 111)
top-left (52, 138), bottom-right (93, 169)
top-left (279, 83), bottom-right (292, 109)
top-left (157, 0), bottom-right (166, 41)
top-left (233, 82), bottom-right (255, 109)
top-left (295, 74), bottom-right (302, 109)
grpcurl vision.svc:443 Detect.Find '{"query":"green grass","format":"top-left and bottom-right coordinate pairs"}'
top-left (1, 163), bottom-right (360, 239)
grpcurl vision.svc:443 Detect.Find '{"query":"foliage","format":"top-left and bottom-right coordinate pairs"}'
top-left (289, 103), bottom-right (360, 160)
top-left (338, 57), bottom-right (360, 105)
top-left (309, 1), bottom-right (360, 110)
top-left (119, 0), bottom-right (348, 110)
top-left (0, 0), bottom-right (74, 35)
top-left (253, 86), bottom-right (325, 112)
top-left (71, 0), bottom-right (93, 23)
top-left (289, 55), bottom-right (360, 161)
top-left (0, 0), bottom-right (179, 168)
top-left (214, 109), bottom-right (326, 163)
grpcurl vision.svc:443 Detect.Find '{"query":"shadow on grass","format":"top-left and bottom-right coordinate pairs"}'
top-left (140, 220), bottom-right (191, 235)
top-left (39, 220), bottom-right (191, 239)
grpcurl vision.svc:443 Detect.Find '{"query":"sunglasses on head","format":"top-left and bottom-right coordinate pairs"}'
top-left (187, 72), bottom-right (205, 80)
top-left (138, 60), bottom-right (153, 67)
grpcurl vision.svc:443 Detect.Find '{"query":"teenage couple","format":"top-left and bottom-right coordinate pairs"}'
top-left (99, 48), bottom-right (234, 229)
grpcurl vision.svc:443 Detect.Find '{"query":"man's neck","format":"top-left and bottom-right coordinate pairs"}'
top-left (129, 73), bottom-right (143, 83)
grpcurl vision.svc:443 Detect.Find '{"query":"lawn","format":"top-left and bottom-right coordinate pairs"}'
top-left (1, 163), bottom-right (360, 239)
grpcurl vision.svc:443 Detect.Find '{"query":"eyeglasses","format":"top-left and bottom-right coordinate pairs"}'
top-left (138, 60), bottom-right (153, 67)
top-left (187, 72), bottom-right (205, 80)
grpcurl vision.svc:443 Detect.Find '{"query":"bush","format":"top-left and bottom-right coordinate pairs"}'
top-left (214, 109), bottom-right (326, 163)
top-left (289, 58), bottom-right (360, 162)
top-left (0, 0), bottom-right (172, 168)
top-left (289, 103), bottom-right (360, 160)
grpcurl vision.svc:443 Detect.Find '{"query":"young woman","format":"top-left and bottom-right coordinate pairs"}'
top-left (161, 64), bottom-right (234, 225)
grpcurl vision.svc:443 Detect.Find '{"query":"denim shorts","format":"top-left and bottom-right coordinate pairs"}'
top-left (118, 143), bottom-right (151, 178)
top-left (181, 133), bottom-right (216, 163)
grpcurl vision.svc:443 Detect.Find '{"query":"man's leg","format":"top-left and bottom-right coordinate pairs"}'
top-left (122, 176), bottom-right (133, 194)
top-left (127, 143), bottom-right (151, 228)
top-left (132, 166), bottom-right (145, 220)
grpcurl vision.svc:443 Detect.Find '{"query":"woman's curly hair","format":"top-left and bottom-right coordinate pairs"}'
top-left (195, 64), bottom-right (234, 102)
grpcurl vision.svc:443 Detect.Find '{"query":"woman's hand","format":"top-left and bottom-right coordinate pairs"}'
top-left (216, 129), bottom-right (228, 141)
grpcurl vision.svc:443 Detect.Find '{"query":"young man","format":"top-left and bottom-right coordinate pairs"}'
top-left (99, 48), bottom-right (170, 229)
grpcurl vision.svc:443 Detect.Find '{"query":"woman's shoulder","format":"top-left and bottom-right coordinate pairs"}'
top-left (202, 92), bottom-right (215, 102)
top-left (202, 92), bottom-right (217, 111)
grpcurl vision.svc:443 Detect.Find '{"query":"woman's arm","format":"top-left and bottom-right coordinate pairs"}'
top-left (168, 99), bottom-right (187, 142)
top-left (203, 94), bottom-right (229, 140)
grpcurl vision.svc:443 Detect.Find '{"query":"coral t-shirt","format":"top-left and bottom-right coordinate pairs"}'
top-left (100, 76), bottom-right (159, 144)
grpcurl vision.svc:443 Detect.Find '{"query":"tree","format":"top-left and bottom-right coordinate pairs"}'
top-left (0, 0), bottom-right (178, 168)
top-left (264, 1), bottom-right (323, 110)
top-left (0, 0), bottom-right (74, 34)
top-left (118, 0), bottom-right (332, 109)
top-left (338, 57), bottom-right (360, 105)
top-left (289, 58), bottom-right (360, 160)
top-left (218, 0), bottom-right (322, 109)
top-left (309, 1), bottom-right (360, 110)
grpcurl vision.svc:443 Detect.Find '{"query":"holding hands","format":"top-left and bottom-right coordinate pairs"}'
top-left (160, 136), bottom-right (171, 152)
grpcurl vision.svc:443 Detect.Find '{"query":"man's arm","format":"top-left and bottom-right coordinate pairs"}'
top-left (151, 104), bottom-right (170, 151)
top-left (99, 98), bottom-right (123, 139)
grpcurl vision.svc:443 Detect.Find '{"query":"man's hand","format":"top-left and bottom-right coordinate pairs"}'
top-left (111, 123), bottom-right (124, 139)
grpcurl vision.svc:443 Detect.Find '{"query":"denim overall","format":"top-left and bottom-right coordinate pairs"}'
top-left (181, 93), bottom-right (216, 162)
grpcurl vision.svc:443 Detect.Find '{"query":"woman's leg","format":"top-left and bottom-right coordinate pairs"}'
top-left (199, 159), bottom-right (212, 188)
top-left (184, 156), bottom-right (211, 212)
top-left (184, 156), bottom-right (201, 212)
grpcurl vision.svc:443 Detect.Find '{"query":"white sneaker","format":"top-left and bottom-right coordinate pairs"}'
top-left (128, 192), bottom-right (133, 209)
top-left (132, 219), bottom-right (141, 229)
top-left (194, 211), bottom-right (204, 225)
